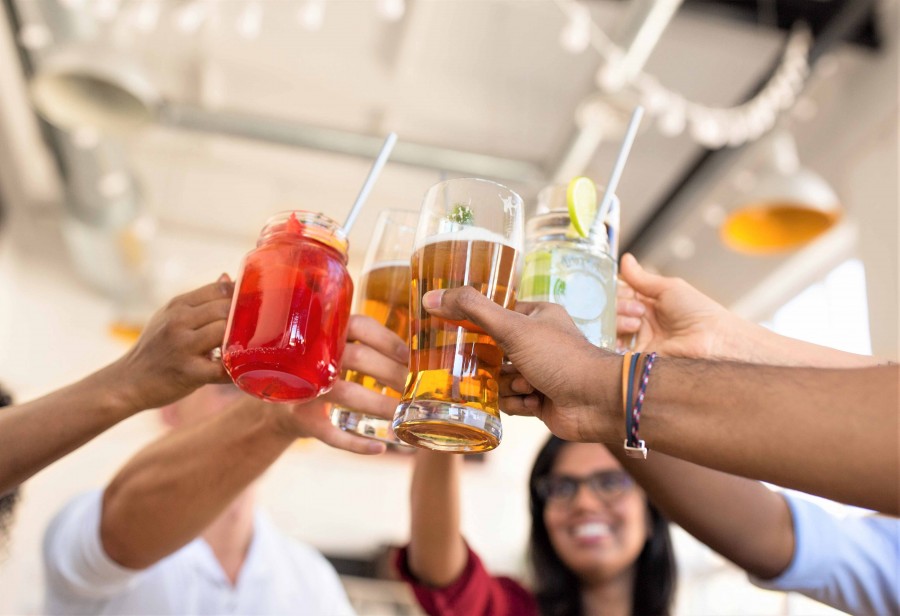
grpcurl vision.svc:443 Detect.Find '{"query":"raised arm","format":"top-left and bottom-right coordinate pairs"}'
top-left (611, 253), bottom-right (891, 575)
top-left (407, 451), bottom-right (468, 587)
top-left (609, 448), bottom-right (794, 579)
top-left (100, 315), bottom-right (408, 569)
top-left (419, 286), bottom-right (899, 515)
top-left (616, 253), bottom-right (880, 368)
top-left (0, 277), bottom-right (234, 495)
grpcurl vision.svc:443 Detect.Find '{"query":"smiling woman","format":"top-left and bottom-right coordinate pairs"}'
top-left (398, 436), bottom-right (676, 616)
top-left (529, 438), bottom-right (676, 616)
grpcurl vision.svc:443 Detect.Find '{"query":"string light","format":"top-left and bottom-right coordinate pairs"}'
top-left (375, 0), bottom-right (405, 22)
top-left (92, 0), bottom-right (121, 22)
top-left (174, 0), bottom-right (209, 34)
top-left (19, 23), bottom-right (53, 50)
top-left (297, 0), bottom-right (325, 31)
top-left (236, 1), bottom-right (263, 39)
top-left (554, 0), bottom-right (813, 149)
top-left (559, 1), bottom-right (591, 54)
top-left (132, 0), bottom-right (162, 33)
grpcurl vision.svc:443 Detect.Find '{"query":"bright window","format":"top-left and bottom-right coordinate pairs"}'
top-left (765, 258), bottom-right (872, 356)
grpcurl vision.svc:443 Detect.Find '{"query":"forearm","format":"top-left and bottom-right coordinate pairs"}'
top-left (720, 320), bottom-right (883, 368)
top-left (609, 447), bottom-right (794, 578)
top-left (100, 401), bottom-right (295, 569)
top-left (0, 364), bottom-right (139, 494)
top-left (408, 451), bottom-right (467, 587)
top-left (632, 361), bottom-right (899, 514)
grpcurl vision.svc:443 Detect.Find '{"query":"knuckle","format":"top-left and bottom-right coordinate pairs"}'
top-left (342, 343), bottom-right (362, 365)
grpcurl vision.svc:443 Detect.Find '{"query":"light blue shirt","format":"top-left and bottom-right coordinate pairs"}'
top-left (752, 492), bottom-right (900, 615)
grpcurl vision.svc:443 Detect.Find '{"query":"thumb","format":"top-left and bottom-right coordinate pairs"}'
top-left (620, 253), bottom-right (669, 299)
top-left (422, 286), bottom-right (520, 343)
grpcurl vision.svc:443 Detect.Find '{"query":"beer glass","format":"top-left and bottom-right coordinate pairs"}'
top-left (392, 178), bottom-right (524, 453)
top-left (330, 209), bottom-right (418, 445)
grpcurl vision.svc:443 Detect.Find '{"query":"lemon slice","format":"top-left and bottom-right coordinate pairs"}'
top-left (567, 176), bottom-right (597, 238)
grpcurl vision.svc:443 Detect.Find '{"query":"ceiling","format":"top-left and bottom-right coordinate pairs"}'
top-left (0, 0), bottom-right (895, 315)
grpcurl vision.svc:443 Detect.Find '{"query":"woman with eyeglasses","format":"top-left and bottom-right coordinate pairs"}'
top-left (396, 436), bottom-right (676, 616)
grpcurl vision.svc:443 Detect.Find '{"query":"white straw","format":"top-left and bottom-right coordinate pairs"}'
top-left (342, 132), bottom-right (398, 234)
top-left (591, 106), bottom-right (644, 235)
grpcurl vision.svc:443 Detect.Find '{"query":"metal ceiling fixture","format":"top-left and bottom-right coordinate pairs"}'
top-left (720, 131), bottom-right (841, 254)
top-left (27, 45), bottom-right (544, 184)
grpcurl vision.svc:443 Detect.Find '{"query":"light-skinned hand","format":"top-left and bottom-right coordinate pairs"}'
top-left (616, 253), bottom-right (734, 358)
top-left (270, 314), bottom-right (408, 455)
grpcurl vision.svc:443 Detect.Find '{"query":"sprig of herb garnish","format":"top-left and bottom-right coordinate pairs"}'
top-left (448, 203), bottom-right (474, 225)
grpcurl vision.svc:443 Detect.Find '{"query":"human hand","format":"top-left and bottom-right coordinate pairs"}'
top-left (616, 253), bottom-right (736, 359)
top-left (274, 315), bottom-right (408, 455)
top-left (421, 287), bottom-right (621, 443)
top-left (109, 275), bottom-right (235, 414)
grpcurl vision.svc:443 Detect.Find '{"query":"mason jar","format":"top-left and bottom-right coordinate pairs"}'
top-left (519, 184), bottom-right (618, 350)
top-left (223, 211), bottom-right (353, 403)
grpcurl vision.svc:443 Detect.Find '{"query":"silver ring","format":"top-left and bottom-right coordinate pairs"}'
top-left (208, 347), bottom-right (223, 362)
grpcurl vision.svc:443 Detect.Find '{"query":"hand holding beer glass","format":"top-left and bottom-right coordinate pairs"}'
top-left (392, 178), bottom-right (524, 453)
top-left (331, 209), bottom-right (418, 445)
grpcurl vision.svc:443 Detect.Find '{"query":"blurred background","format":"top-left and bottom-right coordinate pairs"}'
top-left (0, 0), bottom-right (896, 613)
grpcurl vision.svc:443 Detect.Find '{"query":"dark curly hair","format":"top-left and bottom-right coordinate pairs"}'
top-left (0, 385), bottom-right (20, 549)
top-left (528, 435), bottom-right (676, 616)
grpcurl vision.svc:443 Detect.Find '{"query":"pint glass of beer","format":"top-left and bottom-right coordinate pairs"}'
top-left (330, 209), bottom-right (418, 445)
top-left (392, 178), bottom-right (524, 453)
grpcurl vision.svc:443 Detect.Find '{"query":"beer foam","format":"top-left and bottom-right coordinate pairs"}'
top-left (415, 226), bottom-right (518, 252)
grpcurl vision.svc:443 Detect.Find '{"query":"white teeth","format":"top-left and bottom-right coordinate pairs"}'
top-left (573, 522), bottom-right (611, 538)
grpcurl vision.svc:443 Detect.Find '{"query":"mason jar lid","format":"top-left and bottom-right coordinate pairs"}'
top-left (526, 210), bottom-right (611, 254)
top-left (259, 211), bottom-right (349, 262)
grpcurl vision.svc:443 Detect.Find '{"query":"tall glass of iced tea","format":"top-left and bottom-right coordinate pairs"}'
top-left (223, 211), bottom-right (353, 403)
top-left (392, 178), bottom-right (524, 453)
top-left (331, 209), bottom-right (418, 445)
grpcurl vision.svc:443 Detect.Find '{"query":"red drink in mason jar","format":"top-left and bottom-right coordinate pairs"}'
top-left (223, 211), bottom-right (353, 403)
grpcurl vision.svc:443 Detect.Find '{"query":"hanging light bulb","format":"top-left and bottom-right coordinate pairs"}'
top-left (175, 0), bottom-right (208, 34)
top-left (375, 0), bottom-right (405, 22)
top-left (93, 0), bottom-right (121, 22)
top-left (236, 1), bottom-right (263, 39)
top-left (19, 23), bottom-right (53, 50)
top-left (657, 98), bottom-right (686, 136)
top-left (297, 0), bottom-right (325, 31)
top-left (132, 0), bottom-right (162, 33)
top-left (559, 2), bottom-right (591, 54)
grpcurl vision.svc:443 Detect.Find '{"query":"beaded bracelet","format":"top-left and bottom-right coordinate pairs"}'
top-left (629, 352), bottom-right (657, 456)
top-left (624, 352), bottom-right (656, 459)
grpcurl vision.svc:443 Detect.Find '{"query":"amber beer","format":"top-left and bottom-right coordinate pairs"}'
top-left (331, 209), bottom-right (418, 445)
top-left (393, 229), bottom-right (519, 452)
top-left (341, 261), bottom-right (411, 399)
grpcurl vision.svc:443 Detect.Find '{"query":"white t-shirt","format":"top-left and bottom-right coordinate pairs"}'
top-left (752, 492), bottom-right (900, 615)
top-left (43, 491), bottom-right (355, 616)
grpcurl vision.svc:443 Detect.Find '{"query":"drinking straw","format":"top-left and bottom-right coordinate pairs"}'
top-left (342, 132), bottom-right (398, 234)
top-left (590, 106), bottom-right (644, 237)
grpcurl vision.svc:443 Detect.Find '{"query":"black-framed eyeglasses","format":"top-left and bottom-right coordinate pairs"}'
top-left (536, 470), bottom-right (634, 504)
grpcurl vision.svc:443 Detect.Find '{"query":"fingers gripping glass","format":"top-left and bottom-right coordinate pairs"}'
top-left (330, 209), bottom-right (419, 446)
top-left (536, 471), bottom-right (635, 504)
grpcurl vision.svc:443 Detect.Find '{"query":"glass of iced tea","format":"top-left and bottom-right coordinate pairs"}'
top-left (330, 209), bottom-right (418, 445)
top-left (222, 211), bottom-right (353, 403)
top-left (392, 178), bottom-right (524, 453)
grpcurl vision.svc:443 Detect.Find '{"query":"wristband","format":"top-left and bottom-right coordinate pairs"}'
top-left (623, 352), bottom-right (647, 459)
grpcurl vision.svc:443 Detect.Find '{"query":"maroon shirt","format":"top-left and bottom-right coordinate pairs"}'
top-left (395, 544), bottom-right (539, 616)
